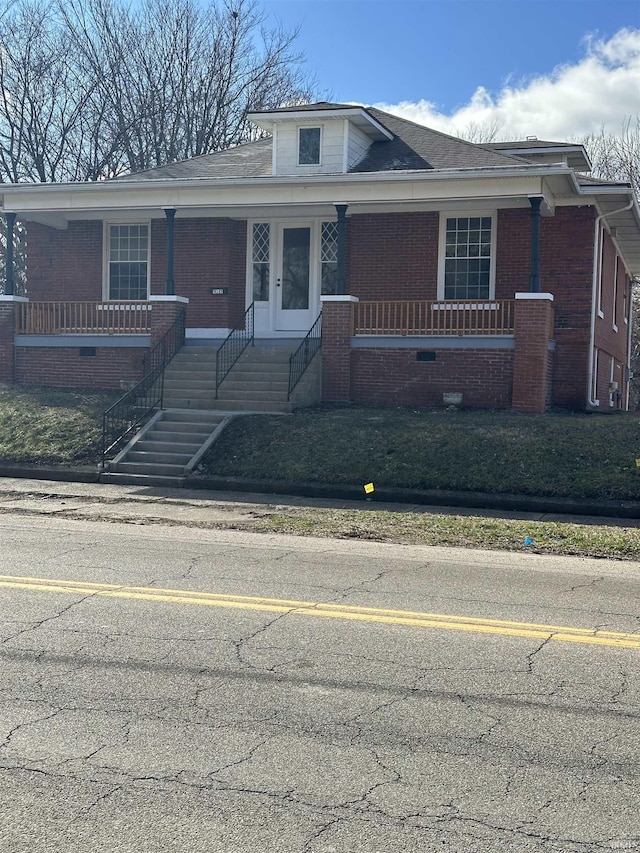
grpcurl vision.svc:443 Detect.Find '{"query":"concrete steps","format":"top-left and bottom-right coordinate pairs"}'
top-left (101, 339), bottom-right (322, 485)
top-left (161, 344), bottom-right (300, 413)
top-left (102, 409), bottom-right (228, 485)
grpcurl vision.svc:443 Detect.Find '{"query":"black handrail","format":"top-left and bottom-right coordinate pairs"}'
top-left (101, 307), bottom-right (186, 466)
top-left (288, 312), bottom-right (322, 400)
top-left (215, 302), bottom-right (254, 398)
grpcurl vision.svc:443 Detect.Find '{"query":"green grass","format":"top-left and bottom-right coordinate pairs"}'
top-left (244, 508), bottom-right (640, 560)
top-left (201, 405), bottom-right (640, 502)
top-left (0, 386), bottom-right (117, 465)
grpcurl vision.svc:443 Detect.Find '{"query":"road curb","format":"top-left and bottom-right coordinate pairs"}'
top-left (187, 475), bottom-right (640, 519)
top-left (0, 465), bottom-right (100, 483)
top-left (1, 465), bottom-right (639, 519)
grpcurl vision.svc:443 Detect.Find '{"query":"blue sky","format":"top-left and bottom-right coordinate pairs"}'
top-left (261, 0), bottom-right (640, 139)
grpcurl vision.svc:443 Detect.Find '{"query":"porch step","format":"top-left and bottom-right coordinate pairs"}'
top-left (112, 461), bottom-right (188, 477)
top-left (162, 397), bottom-right (293, 413)
top-left (100, 472), bottom-right (186, 488)
top-left (107, 409), bottom-right (228, 478)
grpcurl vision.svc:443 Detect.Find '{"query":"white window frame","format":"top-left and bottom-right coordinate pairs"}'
top-left (437, 211), bottom-right (497, 301)
top-left (103, 221), bottom-right (151, 301)
top-left (297, 126), bottom-right (322, 166)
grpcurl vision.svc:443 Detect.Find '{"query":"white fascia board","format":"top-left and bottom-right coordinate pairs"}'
top-left (0, 164), bottom-right (576, 215)
top-left (248, 107), bottom-right (393, 141)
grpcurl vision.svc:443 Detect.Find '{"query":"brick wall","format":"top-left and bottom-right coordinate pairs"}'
top-left (346, 212), bottom-right (439, 300)
top-left (26, 221), bottom-right (103, 301)
top-left (15, 346), bottom-right (145, 390)
top-left (348, 348), bottom-right (513, 408)
top-left (151, 217), bottom-right (247, 329)
top-left (593, 227), bottom-right (631, 406)
top-left (512, 297), bottom-right (554, 413)
top-left (496, 206), bottom-right (596, 408)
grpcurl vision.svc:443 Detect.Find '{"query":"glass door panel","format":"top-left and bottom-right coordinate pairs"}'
top-left (276, 224), bottom-right (313, 331)
top-left (282, 228), bottom-right (310, 310)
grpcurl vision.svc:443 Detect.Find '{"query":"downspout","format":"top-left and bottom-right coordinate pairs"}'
top-left (587, 198), bottom-right (634, 408)
top-left (625, 277), bottom-right (634, 410)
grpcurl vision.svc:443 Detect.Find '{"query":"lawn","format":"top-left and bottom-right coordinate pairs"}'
top-left (2, 389), bottom-right (640, 503)
top-left (201, 405), bottom-right (640, 502)
top-left (0, 386), bottom-right (117, 465)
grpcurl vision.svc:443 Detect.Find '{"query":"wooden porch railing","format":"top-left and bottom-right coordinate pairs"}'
top-left (352, 299), bottom-right (516, 336)
top-left (15, 301), bottom-right (152, 335)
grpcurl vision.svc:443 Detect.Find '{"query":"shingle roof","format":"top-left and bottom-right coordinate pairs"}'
top-left (113, 103), bottom-right (532, 182)
top-left (351, 108), bottom-right (526, 171)
top-left (485, 140), bottom-right (578, 150)
top-left (250, 101), bottom-right (358, 114)
top-left (113, 137), bottom-right (273, 181)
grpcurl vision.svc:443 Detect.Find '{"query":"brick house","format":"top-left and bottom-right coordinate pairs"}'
top-left (1, 101), bottom-right (639, 413)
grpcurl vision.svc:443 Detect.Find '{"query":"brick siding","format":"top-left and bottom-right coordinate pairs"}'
top-left (346, 212), bottom-right (439, 300)
top-left (150, 218), bottom-right (247, 329)
top-left (15, 346), bottom-right (145, 390)
top-left (348, 348), bottom-right (513, 408)
top-left (26, 221), bottom-right (103, 300)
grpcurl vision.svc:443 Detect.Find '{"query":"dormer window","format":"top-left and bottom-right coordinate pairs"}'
top-left (298, 127), bottom-right (321, 165)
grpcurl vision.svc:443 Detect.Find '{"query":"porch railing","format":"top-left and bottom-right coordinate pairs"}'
top-left (288, 312), bottom-right (322, 400)
top-left (353, 299), bottom-right (516, 336)
top-left (101, 307), bottom-right (186, 466)
top-left (215, 302), bottom-right (254, 398)
top-left (16, 301), bottom-right (152, 335)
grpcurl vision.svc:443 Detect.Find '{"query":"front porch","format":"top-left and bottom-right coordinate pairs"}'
top-left (321, 293), bottom-right (556, 413)
top-left (3, 292), bottom-right (556, 414)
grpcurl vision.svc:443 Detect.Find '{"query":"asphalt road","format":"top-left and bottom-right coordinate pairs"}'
top-left (1, 508), bottom-right (639, 853)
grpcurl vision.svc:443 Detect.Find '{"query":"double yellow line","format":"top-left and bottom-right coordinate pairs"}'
top-left (1, 574), bottom-right (639, 650)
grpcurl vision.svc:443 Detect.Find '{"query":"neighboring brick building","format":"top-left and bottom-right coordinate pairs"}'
top-left (1, 102), bottom-right (639, 410)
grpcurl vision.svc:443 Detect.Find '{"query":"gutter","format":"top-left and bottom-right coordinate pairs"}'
top-left (0, 163), bottom-right (574, 198)
top-left (587, 198), bottom-right (634, 408)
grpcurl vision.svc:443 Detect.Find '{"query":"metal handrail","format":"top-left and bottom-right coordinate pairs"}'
top-left (215, 302), bottom-right (254, 398)
top-left (101, 307), bottom-right (186, 466)
top-left (288, 312), bottom-right (322, 400)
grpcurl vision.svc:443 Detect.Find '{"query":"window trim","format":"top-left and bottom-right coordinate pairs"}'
top-left (437, 211), bottom-right (497, 301)
top-left (103, 220), bottom-right (151, 301)
top-left (297, 125), bottom-right (322, 166)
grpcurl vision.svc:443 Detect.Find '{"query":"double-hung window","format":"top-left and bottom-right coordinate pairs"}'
top-left (108, 223), bottom-right (149, 300)
top-left (440, 215), bottom-right (494, 300)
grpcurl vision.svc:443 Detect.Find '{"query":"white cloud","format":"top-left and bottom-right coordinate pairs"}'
top-left (374, 29), bottom-right (640, 141)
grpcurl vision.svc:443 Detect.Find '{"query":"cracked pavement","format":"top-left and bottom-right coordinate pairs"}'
top-left (0, 484), bottom-right (639, 852)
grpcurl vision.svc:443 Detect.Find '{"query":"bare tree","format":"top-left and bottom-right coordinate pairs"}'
top-left (58, 0), bottom-right (313, 174)
top-left (577, 118), bottom-right (640, 198)
top-left (0, 0), bottom-right (314, 183)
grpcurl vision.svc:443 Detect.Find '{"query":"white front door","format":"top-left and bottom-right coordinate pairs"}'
top-left (275, 223), bottom-right (315, 331)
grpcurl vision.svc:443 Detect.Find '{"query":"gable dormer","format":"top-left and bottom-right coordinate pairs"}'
top-left (247, 102), bottom-right (393, 176)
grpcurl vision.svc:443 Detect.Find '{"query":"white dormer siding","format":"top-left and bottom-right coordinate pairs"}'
top-left (247, 105), bottom-right (394, 177)
top-left (347, 123), bottom-right (370, 170)
top-left (275, 120), bottom-right (346, 175)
